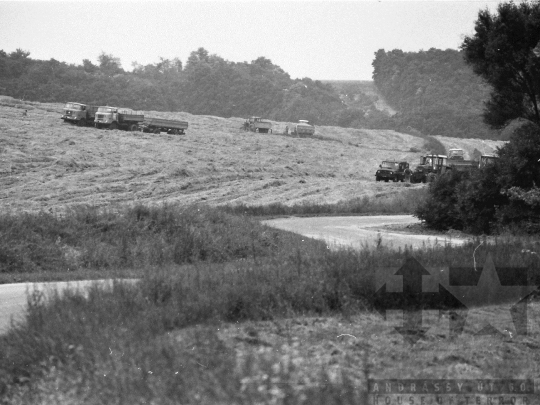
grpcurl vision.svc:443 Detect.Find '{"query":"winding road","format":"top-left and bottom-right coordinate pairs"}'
top-left (0, 215), bottom-right (473, 334)
top-left (263, 215), bottom-right (473, 251)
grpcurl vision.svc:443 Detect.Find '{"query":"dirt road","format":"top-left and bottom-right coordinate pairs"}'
top-left (263, 215), bottom-right (473, 250)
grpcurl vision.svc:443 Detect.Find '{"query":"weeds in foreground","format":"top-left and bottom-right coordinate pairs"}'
top-left (221, 187), bottom-right (428, 217)
top-left (1, 232), bottom-right (539, 403)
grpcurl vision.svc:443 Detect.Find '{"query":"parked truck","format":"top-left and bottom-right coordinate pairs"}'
top-left (446, 148), bottom-right (478, 172)
top-left (139, 118), bottom-right (189, 135)
top-left (292, 120), bottom-right (315, 137)
top-left (375, 160), bottom-right (410, 182)
top-left (244, 117), bottom-right (273, 133)
top-left (61, 102), bottom-right (98, 127)
top-left (94, 106), bottom-right (144, 131)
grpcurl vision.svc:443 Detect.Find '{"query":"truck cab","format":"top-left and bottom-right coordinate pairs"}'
top-left (245, 116), bottom-right (272, 133)
top-left (292, 120), bottom-right (315, 137)
top-left (95, 106), bottom-right (143, 130)
top-left (61, 102), bottom-right (97, 126)
top-left (448, 148), bottom-right (465, 160)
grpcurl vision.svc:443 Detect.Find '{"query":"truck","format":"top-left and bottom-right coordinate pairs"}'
top-left (244, 117), bottom-right (273, 133)
top-left (94, 106), bottom-right (144, 131)
top-left (61, 102), bottom-right (98, 127)
top-left (447, 148), bottom-right (478, 172)
top-left (292, 120), bottom-right (315, 137)
top-left (139, 118), bottom-right (189, 135)
top-left (375, 160), bottom-right (410, 182)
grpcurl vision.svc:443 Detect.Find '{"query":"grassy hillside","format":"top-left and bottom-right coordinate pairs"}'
top-left (0, 95), bottom-right (507, 214)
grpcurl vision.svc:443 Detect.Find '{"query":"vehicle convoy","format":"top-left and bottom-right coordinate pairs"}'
top-left (244, 117), bottom-right (273, 133)
top-left (292, 120), bottom-right (315, 137)
top-left (375, 160), bottom-right (410, 182)
top-left (139, 118), bottom-right (188, 135)
top-left (411, 152), bottom-right (500, 183)
top-left (61, 102), bottom-right (98, 127)
top-left (94, 106), bottom-right (144, 131)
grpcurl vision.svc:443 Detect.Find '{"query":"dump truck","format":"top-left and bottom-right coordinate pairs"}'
top-left (139, 118), bottom-right (188, 135)
top-left (94, 106), bottom-right (144, 131)
top-left (61, 102), bottom-right (98, 127)
top-left (375, 160), bottom-right (410, 182)
top-left (292, 120), bottom-right (315, 137)
top-left (244, 117), bottom-right (273, 133)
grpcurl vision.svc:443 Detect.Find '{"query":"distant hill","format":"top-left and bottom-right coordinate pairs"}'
top-left (371, 48), bottom-right (501, 139)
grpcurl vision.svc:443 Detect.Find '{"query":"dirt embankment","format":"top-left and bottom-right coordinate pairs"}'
top-left (0, 97), bottom-right (502, 213)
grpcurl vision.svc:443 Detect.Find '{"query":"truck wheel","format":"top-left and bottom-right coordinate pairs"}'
top-left (109, 122), bottom-right (117, 130)
top-left (153, 128), bottom-right (160, 134)
top-left (129, 124), bottom-right (138, 132)
top-left (384, 179), bottom-right (389, 182)
top-left (78, 118), bottom-right (86, 127)
top-left (376, 176), bottom-right (381, 182)
top-left (95, 123), bottom-right (101, 129)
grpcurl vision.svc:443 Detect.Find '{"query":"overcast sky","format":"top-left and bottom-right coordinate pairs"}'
top-left (0, 1), bottom-right (503, 81)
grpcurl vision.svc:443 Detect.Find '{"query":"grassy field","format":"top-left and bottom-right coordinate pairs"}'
top-left (0, 95), bottom-right (504, 213)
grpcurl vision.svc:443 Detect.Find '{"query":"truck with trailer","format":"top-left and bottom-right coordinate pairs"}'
top-left (61, 102), bottom-right (98, 127)
top-left (292, 120), bottom-right (315, 137)
top-left (94, 106), bottom-right (144, 131)
top-left (139, 118), bottom-right (189, 135)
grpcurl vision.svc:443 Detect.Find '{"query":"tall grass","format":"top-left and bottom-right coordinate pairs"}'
top-left (1, 227), bottom-right (539, 403)
top-left (222, 186), bottom-right (428, 217)
top-left (0, 204), bottom-right (303, 273)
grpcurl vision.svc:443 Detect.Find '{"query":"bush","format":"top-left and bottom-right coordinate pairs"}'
top-left (416, 122), bottom-right (540, 234)
top-left (415, 170), bottom-right (468, 231)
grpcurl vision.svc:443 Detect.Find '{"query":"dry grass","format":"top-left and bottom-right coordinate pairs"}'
top-left (0, 96), bottom-right (498, 213)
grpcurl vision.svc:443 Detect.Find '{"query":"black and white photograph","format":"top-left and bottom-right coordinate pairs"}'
top-left (1, 0), bottom-right (540, 403)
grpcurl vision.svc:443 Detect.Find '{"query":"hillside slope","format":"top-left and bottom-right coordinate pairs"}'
top-left (0, 97), bottom-right (504, 213)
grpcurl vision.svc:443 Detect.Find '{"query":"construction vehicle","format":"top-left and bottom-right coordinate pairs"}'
top-left (375, 160), bottom-right (410, 182)
top-left (61, 102), bottom-right (98, 127)
top-left (94, 106), bottom-right (144, 131)
top-left (411, 154), bottom-right (450, 183)
top-left (139, 118), bottom-right (189, 135)
top-left (244, 117), bottom-right (273, 133)
top-left (292, 120), bottom-right (315, 137)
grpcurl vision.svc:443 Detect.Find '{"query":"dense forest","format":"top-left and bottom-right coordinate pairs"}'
top-left (371, 48), bottom-right (499, 139)
top-left (0, 47), bottom-right (502, 139)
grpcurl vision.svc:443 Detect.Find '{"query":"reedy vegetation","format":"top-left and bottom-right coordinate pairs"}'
top-left (0, 203), bottom-right (539, 404)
